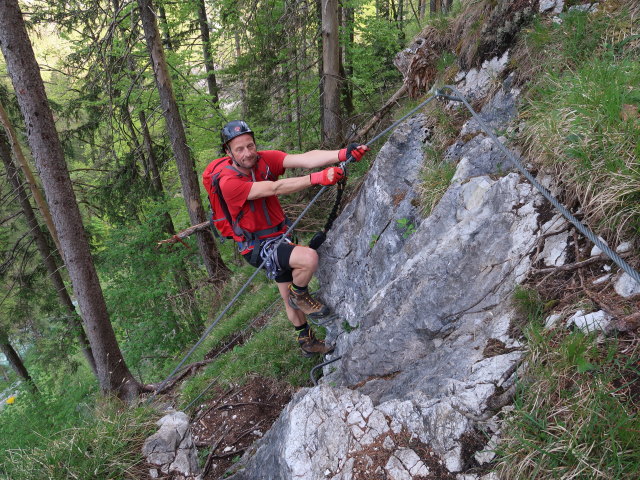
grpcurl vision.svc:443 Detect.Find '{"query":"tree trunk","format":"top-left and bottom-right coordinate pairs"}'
top-left (196, 0), bottom-right (219, 103)
top-left (0, 332), bottom-right (37, 393)
top-left (138, 110), bottom-right (164, 193)
top-left (138, 0), bottom-right (229, 282)
top-left (234, 32), bottom-right (248, 119)
top-left (0, 100), bottom-right (62, 255)
top-left (0, 0), bottom-right (142, 401)
top-left (341, 4), bottom-right (355, 120)
top-left (321, 0), bottom-right (342, 147)
top-left (0, 131), bottom-right (98, 378)
top-left (430, 0), bottom-right (440, 15)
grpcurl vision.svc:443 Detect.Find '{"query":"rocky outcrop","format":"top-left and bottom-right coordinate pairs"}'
top-left (143, 411), bottom-right (201, 480)
top-left (227, 74), bottom-right (552, 479)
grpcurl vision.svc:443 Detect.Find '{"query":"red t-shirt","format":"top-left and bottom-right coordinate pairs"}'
top-left (218, 150), bottom-right (288, 243)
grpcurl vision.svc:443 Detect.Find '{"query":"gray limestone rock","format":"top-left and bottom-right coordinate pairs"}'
top-left (539, 0), bottom-right (564, 14)
top-left (143, 412), bottom-right (201, 479)
top-left (614, 272), bottom-right (640, 298)
top-left (454, 52), bottom-right (509, 102)
top-left (228, 104), bottom-right (544, 478)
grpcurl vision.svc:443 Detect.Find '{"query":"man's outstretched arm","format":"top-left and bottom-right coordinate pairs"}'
top-left (283, 144), bottom-right (368, 169)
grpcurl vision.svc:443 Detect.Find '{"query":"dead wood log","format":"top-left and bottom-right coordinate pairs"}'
top-left (157, 220), bottom-right (211, 246)
top-left (349, 84), bottom-right (408, 142)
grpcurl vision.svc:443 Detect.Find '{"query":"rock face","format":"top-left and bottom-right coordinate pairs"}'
top-left (227, 77), bottom-right (557, 479)
top-left (143, 411), bottom-right (201, 480)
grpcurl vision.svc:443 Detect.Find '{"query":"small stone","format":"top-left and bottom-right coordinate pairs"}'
top-left (383, 436), bottom-right (395, 450)
top-left (614, 272), bottom-right (640, 298)
top-left (224, 446), bottom-right (233, 452)
top-left (149, 469), bottom-right (159, 479)
top-left (590, 236), bottom-right (608, 257)
top-left (325, 468), bottom-right (331, 476)
top-left (544, 313), bottom-right (562, 330)
top-left (593, 274), bottom-right (611, 285)
top-left (616, 242), bottom-right (632, 254)
top-left (567, 310), bottom-right (612, 333)
top-left (569, 3), bottom-right (598, 13)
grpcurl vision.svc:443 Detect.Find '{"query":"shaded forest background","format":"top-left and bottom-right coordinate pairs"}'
top-left (0, 0), bottom-right (436, 397)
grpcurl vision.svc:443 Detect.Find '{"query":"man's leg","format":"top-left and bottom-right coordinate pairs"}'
top-left (286, 246), bottom-right (330, 318)
top-left (277, 281), bottom-right (306, 326)
top-left (277, 281), bottom-right (333, 356)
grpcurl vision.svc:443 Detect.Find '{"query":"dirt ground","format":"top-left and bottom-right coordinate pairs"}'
top-left (191, 375), bottom-right (295, 479)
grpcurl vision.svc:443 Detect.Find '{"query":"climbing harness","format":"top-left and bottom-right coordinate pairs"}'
top-left (259, 234), bottom-right (293, 280)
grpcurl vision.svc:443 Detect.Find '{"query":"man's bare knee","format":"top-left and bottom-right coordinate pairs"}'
top-left (290, 246), bottom-right (318, 271)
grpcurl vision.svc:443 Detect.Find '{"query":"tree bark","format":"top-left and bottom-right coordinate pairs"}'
top-left (0, 0), bottom-right (142, 401)
top-left (0, 332), bottom-right (37, 393)
top-left (430, 0), bottom-right (440, 15)
top-left (341, 4), bottom-right (355, 120)
top-left (234, 31), bottom-right (248, 119)
top-left (0, 131), bottom-right (98, 378)
top-left (321, 0), bottom-right (342, 147)
top-left (138, 0), bottom-right (230, 282)
top-left (0, 100), bottom-right (61, 255)
top-left (196, 0), bottom-right (219, 103)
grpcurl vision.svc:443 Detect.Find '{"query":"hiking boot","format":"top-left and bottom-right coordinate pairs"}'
top-left (298, 329), bottom-right (334, 357)
top-left (288, 285), bottom-right (330, 318)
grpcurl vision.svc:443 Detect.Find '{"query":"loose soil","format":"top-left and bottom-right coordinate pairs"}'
top-left (192, 375), bottom-right (294, 479)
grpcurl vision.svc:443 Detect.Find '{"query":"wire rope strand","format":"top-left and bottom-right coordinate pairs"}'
top-left (437, 85), bottom-right (640, 284)
top-left (149, 93), bottom-right (442, 401)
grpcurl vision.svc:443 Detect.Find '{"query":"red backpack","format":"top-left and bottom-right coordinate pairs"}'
top-left (202, 157), bottom-right (235, 239)
top-left (203, 155), bottom-right (286, 244)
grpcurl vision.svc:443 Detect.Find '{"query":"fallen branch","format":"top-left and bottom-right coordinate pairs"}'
top-left (532, 251), bottom-right (632, 276)
top-left (157, 220), bottom-right (211, 246)
top-left (146, 358), bottom-right (214, 394)
top-left (350, 84), bottom-right (408, 142)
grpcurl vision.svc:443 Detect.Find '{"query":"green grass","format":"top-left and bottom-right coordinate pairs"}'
top-left (519, 8), bottom-right (640, 237)
top-left (418, 159), bottom-right (456, 216)
top-left (496, 287), bottom-right (640, 479)
top-left (179, 314), bottom-right (318, 409)
top-left (0, 369), bottom-right (156, 480)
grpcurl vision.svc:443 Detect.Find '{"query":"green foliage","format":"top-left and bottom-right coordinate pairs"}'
top-left (395, 217), bottom-right (417, 238)
top-left (180, 315), bottom-right (317, 409)
top-left (95, 200), bottom-right (213, 380)
top-left (1, 399), bottom-right (155, 479)
top-left (521, 7), bottom-right (640, 236)
top-left (497, 316), bottom-right (640, 479)
top-left (0, 366), bottom-right (155, 480)
top-left (349, 13), bottom-right (404, 113)
top-left (342, 320), bottom-right (359, 333)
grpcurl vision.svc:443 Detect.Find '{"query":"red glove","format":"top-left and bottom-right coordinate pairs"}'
top-left (310, 167), bottom-right (345, 186)
top-left (338, 143), bottom-right (369, 162)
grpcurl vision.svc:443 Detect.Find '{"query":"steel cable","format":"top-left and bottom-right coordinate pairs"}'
top-left (436, 85), bottom-right (640, 284)
top-left (148, 94), bottom-right (441, 400)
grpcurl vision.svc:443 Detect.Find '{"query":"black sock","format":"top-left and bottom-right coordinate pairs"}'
top-left (295, 323), bottom-right (309, 337)
top-left (291, 283), bottom-right (308, 294)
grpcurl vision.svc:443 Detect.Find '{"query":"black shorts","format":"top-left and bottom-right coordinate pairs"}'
top-left (242, 241), bottom-right (295, 283)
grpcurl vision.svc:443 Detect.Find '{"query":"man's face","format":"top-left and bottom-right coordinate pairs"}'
top-left (226, 134), bottom-right (257, 169)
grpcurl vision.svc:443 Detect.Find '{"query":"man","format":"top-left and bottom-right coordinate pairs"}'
top-left (204, 120), bottom-right (368, 356)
